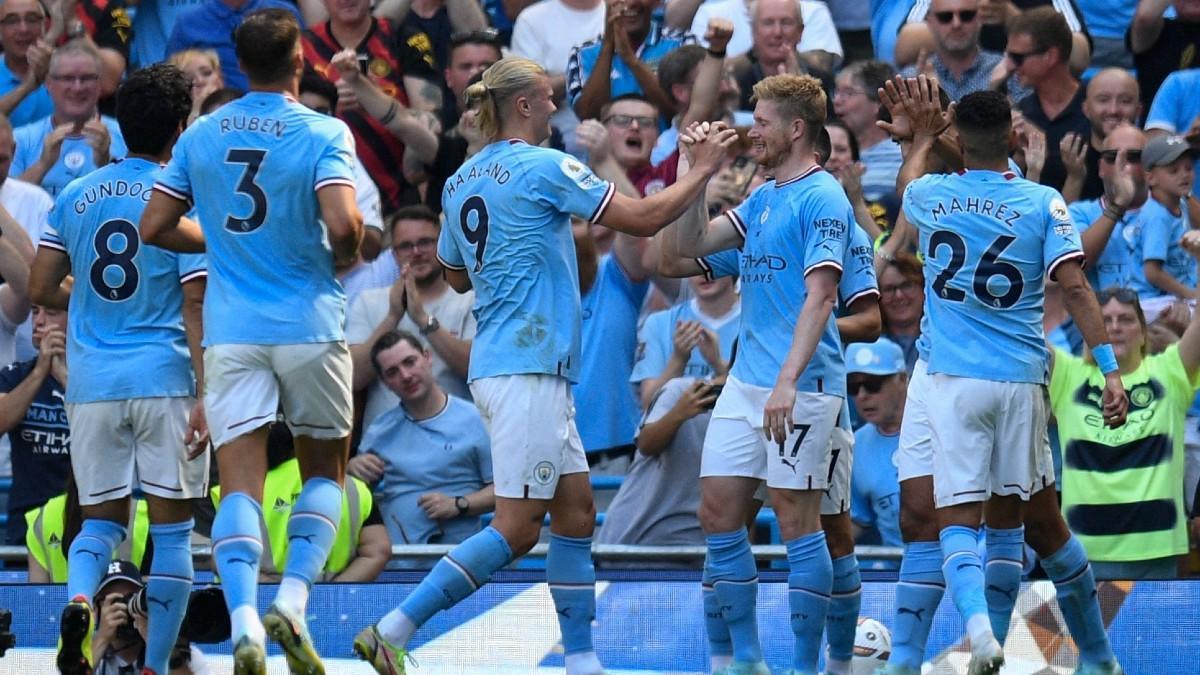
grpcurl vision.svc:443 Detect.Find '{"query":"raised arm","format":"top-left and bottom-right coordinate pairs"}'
top-left (1131, 0), bottom-right (1171, 53)
top-left (678, 20), bottom-right (732, 131)
top-left (1177, 231), bottom-right (1200, 376)
top-left (1056, 258), bottom-right (1128, 427)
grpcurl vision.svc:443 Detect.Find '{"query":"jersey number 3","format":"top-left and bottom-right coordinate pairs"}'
top-left (225, 148), bottom-right (267, 233)
top-left (90, 219), bottom-right (139, 301)
top-left (460, 195), bottom-right (489, 272)
top-left (929, 231), bottom-right (1024, 308)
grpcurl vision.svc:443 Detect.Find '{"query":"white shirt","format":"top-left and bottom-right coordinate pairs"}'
top-left (0, 177), bottom-right (50, 362)
top-left (345, 284), bottom-right (477, 428)
top-left (690, 0), bottom-right (843, 61)
top-left (510, 0), bottom-right (606, 156)
top-left (354, 159), bottom-right (383, 233)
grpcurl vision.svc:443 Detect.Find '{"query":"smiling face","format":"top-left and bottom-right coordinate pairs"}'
top-left (928, 0), bottom-right (981, 56)
top-left (748, 98), bottom-right (797, 169)
top-left (47, 52), bottom-right (101, 121)
top-left (614, 0), bottom-right (654, 40)
top-left (824, 124), bottom-right (854, 174)
top-left (604, 97), bottom-right (658, 169)
top-left (324, 0), bottom-right (370, 25)
top-left (391, 217), bottom-right (442, 284)
top-left (1148, 155), bottom-right (1195, 201)
top-left (1084, 70), bottom-right (1141, 140)
top-left (879, 264), bottom-right (924, 331)
top-left (751, 0), bottom-right (802, 65)
top-left (0, 0), bottom-right (46, 62)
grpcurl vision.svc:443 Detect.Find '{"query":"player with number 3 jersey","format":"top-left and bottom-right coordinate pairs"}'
top-left (348, 56), bottom-right (736, 675)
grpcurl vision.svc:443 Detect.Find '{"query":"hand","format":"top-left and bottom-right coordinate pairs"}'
top-left (347, 452), bottom-right (386, 483)
top-left (876, 76), bottom-right (913, 142)
top-left (705, 18), bottom-right (734, 54)
top-left (898, 75), bottom-right (952, 141)
top-left (671, 320), bottom-right (701, 361)
top-left (25, 40), bottom-right (51, 85)
top-left (38, 123), bottom-right (76, 168)
top-left (402, 267), bottom-right (426, 325)
top-left (575, 119), bottom-right (610, 165)
top-left (613, 20), bottom-right (637, 63)
top-left (1105, 147), bottom-right (1136, 209)
top-left (979, 0), bottom-right (1015, 25)
top-left (988, 56), bottom-right (1014, 90)
top-left (778, 47), bottom-right (801, 75)
top-left (696, 327), bottom-right (723, 372)
top-left (672, 380), bottom-right (720, 419)
top-left (386, 276), bottom-right (406, 320)
top-left (1023, 124), bottom-right (1046, 182)
top-left (458, 109), bottom-right (485, 147)
top-left (913, 48), bottom-right (936, 79)
top-left (94, 593), bottom-right (128, 647)
top-left (1060, 132), bottom-right (1087, 179)
top-left (1154, 299), bottom-right (1192, 336)
top-left (336, 79), bottom-right (363, 114)
top-left (1183, 230), bottom-right (1200, 258)
top-left (706, 167), bottom-right (742, 206)
top-left (33, 329), bottom-right (65, 378)
top-left (418, 492), bottom-right (459, 520)
top-left (81, 119), bottom-right (111, 166)
top-left (1101, 371), bottom-right (1128, 428)
top-left (185, 400), bottom-right (209, 460)
top-left (762, 383), bottom-right (795, 444)
top-left (836, 162), bottom-right (866, 201)
top-left (680, 120), bottom-right (740, 176)
top-left (331, 49), bottom-right (361, 82)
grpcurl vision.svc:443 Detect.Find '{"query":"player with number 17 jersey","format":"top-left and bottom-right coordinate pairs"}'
top-left (41, 158), bottom-right (204, 404)
top-left (902, 171), bottom-right (1084, 384)
top-left (154, 92), bottom-right (357, 344)
top-left (436, 140), bottom-right (615, 383)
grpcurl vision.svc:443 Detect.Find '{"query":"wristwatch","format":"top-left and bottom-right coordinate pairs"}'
top-left (454, 496), bottom-right (469, 515)
top-left (419, 315), bottom-right (440, 335)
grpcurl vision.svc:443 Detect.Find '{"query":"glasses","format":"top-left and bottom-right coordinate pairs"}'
top-left (1096, 287), bottom-right (1140, 305)
top-left (1005, 49), bottom-right (1047, 67)
top-left (603, 114), bottom-right (656, 129)
top-left (450, 28), bottom-right (500, 48)
top-left (848, 376), bottom-right (891, 396)
top-left (49, 73), bottom-right (99, 84)
top-left (933, 9), bottom-right (977, 23)
top-left (0, 13), bottom-right (44, 27)
top-left (1100, 149), bottom-right (1142, 164)
top-left (880, 280), bottom-right (920, 297)
top-left (392, 237), bottom-right (437, 256)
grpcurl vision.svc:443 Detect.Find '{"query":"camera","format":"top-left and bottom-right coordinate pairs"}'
top-left (115, 587), bottom-right (231, 644)
top-left (703, 383), bottom-right (724, 410)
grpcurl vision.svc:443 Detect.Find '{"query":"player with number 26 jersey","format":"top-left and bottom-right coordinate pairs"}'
top-left (155, 92), bottom-right (357, 345)
top-left (436, 140), bottom-right (615, 383)
top-left (42, 159), bottom-right (204, 404)
top-left (902, 171), bottom-right (1084, 384)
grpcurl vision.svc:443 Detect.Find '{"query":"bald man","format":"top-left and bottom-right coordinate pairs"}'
top-left (1076, 68), bottom-right (1143, 201)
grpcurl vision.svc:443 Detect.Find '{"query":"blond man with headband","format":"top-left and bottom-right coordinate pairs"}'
top-left (352, 56), bottom-right (737, 675)
top-left (665, 73), bottom-right (858, 674)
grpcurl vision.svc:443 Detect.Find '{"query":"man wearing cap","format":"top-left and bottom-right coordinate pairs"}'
top-left (846, 338), bottom-right (907, 552)
top-left (1130, 134), bottom-right (1200, 318)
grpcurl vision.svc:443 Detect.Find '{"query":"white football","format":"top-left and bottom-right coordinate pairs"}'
top-left (851, 616), bottom-right (892, 674)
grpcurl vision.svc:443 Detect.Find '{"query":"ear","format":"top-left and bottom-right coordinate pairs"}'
top-left (671, 82), bottom-right (689, 105)
top-left (792, 117), bottom-right (806, 143)
top-left (516, 92), bottom-right (532, 117)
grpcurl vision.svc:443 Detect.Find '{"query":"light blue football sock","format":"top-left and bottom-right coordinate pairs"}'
top-left (399, 526), bottom-right (512, 626)
top-left (984, 526), bottom-right (1024, 645)
top-left (826, 553), bottom-right (862, 664)
top-left (282, 477), bottom-right (342, 588)
top-left (547, 533), bottom-right (597, 656)
top-left (66, 518), bottom-right (126, 603)
top-left (212, 492), bottom-right (264, 616)
top-left (786, 531), bottom-right (833, 672)
top-left (888, 541), bottom-right (945, 669)
top-left (145, 520), bottom-right (194, 675)
top-left (706, 529), bottom-right (761, 664)
top-left (1041, 536), bottom-right (1114, 666)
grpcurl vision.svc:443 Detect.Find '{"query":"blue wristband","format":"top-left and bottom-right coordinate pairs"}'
top-left (1093, 343), bottom-right (1119, 375)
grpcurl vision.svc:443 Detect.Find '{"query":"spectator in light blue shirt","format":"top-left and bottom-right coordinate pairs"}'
top-left (349, 330), bottom-right (494, 568)
top-left (8, 41), bottom-right (126, 197)
top-left (847, 338), bottom-right (906, 552)
top-left (165, 0), bottom-right (303, 92)
top-left (0, 0), bottom-right (53, 128)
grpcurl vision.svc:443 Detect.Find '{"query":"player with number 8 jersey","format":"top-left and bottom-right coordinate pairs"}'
top-left (351, 56), bottom-right (737, 675)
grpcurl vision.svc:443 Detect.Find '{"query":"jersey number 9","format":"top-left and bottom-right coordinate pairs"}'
top-left (460, 195), bottom-right (489, 272)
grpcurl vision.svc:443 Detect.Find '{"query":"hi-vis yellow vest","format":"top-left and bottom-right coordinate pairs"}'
top-left (211, 458), bottom-right (373, 575)
top-left (25, 496), bottom-right (150, 583)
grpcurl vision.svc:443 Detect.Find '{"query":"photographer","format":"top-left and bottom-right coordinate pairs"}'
top-left (91, 560), bottom-right (210, 675)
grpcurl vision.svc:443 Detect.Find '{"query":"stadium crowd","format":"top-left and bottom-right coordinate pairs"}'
top-left (0, 0), bottom-right (1197, 672)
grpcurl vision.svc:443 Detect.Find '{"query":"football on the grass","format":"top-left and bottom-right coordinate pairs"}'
top-left (851, 616), bottom-right (892, 674)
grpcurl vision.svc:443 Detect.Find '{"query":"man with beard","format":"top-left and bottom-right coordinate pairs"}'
top-left (898, 0), bottom-right (1002, 102)
top-left (347, 205), bottom-right (476, 431)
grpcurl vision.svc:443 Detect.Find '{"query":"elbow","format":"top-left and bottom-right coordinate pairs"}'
top-left (139, 220), bottom-right (164, 247)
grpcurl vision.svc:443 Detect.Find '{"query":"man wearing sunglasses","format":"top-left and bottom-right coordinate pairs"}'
top-left (846, 339), bottom-right (907, 555)
top-left (899, 0), bottom-right (1003, 102)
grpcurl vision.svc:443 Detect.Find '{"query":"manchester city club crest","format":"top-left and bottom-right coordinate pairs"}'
top-left (533, 461), bottom-right (557, 486)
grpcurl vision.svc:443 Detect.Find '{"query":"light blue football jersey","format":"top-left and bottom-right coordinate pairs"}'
top-left (721, 166), bottom-right (851, 395)
top-left (630, 296), bottom-right (740, 385)
top-left (1068, 197), bottom-right (1140, 292)
top-left (41, 158), bottom-right (204, 403)
top-left (154, 92), bottom-right (356, 346)
top-left (1130, 196), bottom-right (1196, 298)
top-left (436, 140), bottom-right (615, 383)
top-left (902, 170), bottom-right (1084, 384)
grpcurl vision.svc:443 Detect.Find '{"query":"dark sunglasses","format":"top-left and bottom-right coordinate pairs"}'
top-left (933, 9), bottom-right (977, 24)
top-left (1096, 287), bottom-right (1140, 305)
top-left (1099, 149), bottom-right (1142, 164)
top-left (848, 376), bottom-right (891, 396)
top-left (1005, 49), bottom-right (1048, 67)
top-left (450, 28), bottom-right (501, 48)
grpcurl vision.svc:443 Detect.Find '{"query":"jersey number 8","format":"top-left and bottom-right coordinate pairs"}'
top-left (90, 218), bottom-right (139, 301)
top-left (929, 231), bottom-right (1024, 309)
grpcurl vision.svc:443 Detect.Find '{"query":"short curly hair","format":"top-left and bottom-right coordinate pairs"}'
top-left (116, 64), bottom-right (192, 156)
top-left (751, 73), bottom-right (827, 144)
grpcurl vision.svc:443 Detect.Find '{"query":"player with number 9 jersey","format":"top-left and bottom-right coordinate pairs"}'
top-left (154, 91), bottom-right (357, 346)
top-left (436, 140), bottom-right (615, 383)
top-left (41, 158), bottom-right (204, 404)
top-left (902, 171), bottom-right (1084, 385)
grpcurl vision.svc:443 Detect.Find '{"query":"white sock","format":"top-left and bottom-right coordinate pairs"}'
top-left (377, 608), bottom-right (418, 648)
top-left (275, 576), bottom-right (310, 615)
top-left (564, 650), bottom-right (604, 675)
top-left (231, 605), bottom-right (265, 645)
top-left (710, 654), bottom-right (733, 672)
top-left (824, 657), bottom-right (852, 674)
top-left (966, 613), bottom-right (999, 655)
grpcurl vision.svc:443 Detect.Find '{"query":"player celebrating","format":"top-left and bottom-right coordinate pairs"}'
top-left (140, 9), bottom-right (364, 675)
top-left (348, 56), bottom-right (735, 675)
top-left (667, 73), bottom-right (854, 675)
top-left (28, 64), bottom-right (205, 675)
top-left (897, 79), bottom-right (1127, 675)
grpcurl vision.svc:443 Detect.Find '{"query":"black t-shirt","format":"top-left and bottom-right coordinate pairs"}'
top-left (425, 131), bottom-right (468, 216)
top-left (1082, 140), bottom-right (1104, 201)
top-left (1129, 18), bottom-right (1200, 110)
top-left (403, 6), bottom-right (451, 73)
top-left (979, 0), bottom-right (1090, 54)
top-left (0, 360), bottom-right (69, 545)
top-left (1018, 83), bottom-right (1091, 191)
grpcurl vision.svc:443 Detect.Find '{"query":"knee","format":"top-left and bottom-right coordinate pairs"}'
top-left (821, 515), bottom-right (855, 558)
top-left (699, 494), bottom-right (741, 534)
top-left (899, 499), bottom-right (938, 543)
top-left (1023, 509), bottom-right (1069, 558)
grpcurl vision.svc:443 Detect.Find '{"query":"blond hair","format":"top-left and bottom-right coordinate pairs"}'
top-left (462, 56), bottom-right (547, 140)
top-left (169, 49), bottom-right (221, 77)
top-left (751, 73), bottom-right (827, 144)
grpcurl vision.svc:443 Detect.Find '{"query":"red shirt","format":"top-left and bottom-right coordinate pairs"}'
top-left (629, 149), bottom-right (679, 197)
